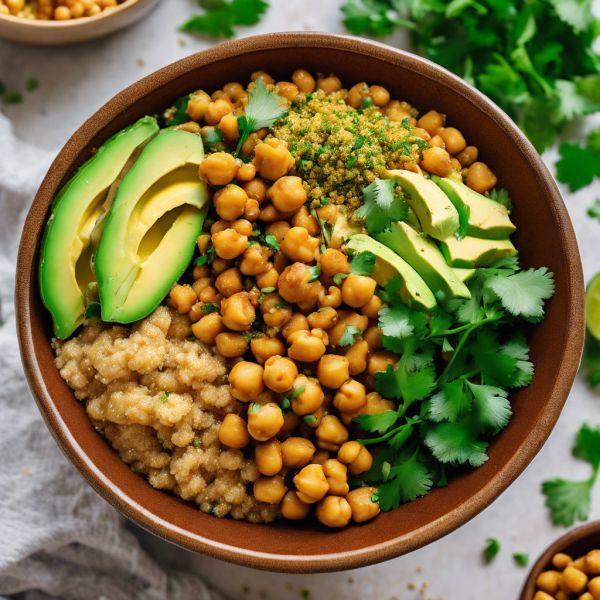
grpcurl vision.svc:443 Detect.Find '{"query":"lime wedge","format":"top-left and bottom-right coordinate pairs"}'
top-left (585, 272), bottom-right (600, 340)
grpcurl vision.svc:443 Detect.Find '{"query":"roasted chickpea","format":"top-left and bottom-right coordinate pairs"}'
top-left (457, 146), bottom-right (479, 168)
top-left (363, 326), bottom-right (383, 350)
top-left (291, 206), bottom-right (320, 236)
top-left (466, 162), bottom-right (498, 194)
top-left (278, 262), bottom-right (322, 305)
top-left (256, 267), bottom-right (279, 290)
top-left (250, 336), bottom-right (287, 364)
top-left (229, 361), bottom-right (264, 402)
top-left (169, 284), bottom-right (197, 314)
top-left (264, 356), bottom-right (298, 393)
top-left (346, 486), bottom-right (380, 523)
top-left (218, 414), bottom-right (250, 448)
top-left (319, 286), bottom-right (342, 309)
top-left (589, 578), bottom-right (600, 599)
top-left (242, 177), bottom-right (268, 205)
top-left (387, 106), bottom-right (413, 123)
top-left (211, 257), bottom-right (232, 275)
top-left (247, 402), bottom-right (284, 441)
top-left (552, 553), bottom-right (573, 570)
top-left (281, 490), bottom-right (310, 520)
top-left (368, 350), bottom-right (399, 376)
top-left (586, 550), bottom-right (600, 574)
top-left (316, 76), bottom-right (342, 95)
top-left (213, 185), bottom-right (248, 220)
top-left (317, 354), bottom-right (350, 389)
top-left (439, 127), bottom-right (466, 155)
top-left (186, 90), bottom-right (211, 122)
top-left (251, 70), bottom-right (275, 85)
top-left (287, 330), bottom-right (327, 362)
top-left (174, 121), bottom-right (202, 134)
top-left (244, 199), bottom-right (261, 221)
top-left (344, 340), bottom-right (369, 377)
top-left (212, 229), bottom-right (247, 263)
top-left (265, 221), bottom-right (291, 243)
top-left (276, 81), bottom-right (299, 102)
top-left (254, 138), bottom-right (294, 181)
top-left (253, 475), bottom-right (287, 504)
top-left (562, 567), bottom-right (588, 595)
top-left (315, 415), bottom-right (348, 452)
top-left (191, 313), bottom-right (225, 345)
top-left (255, 437), bottom-right (283, 476)
top-left (429, 135), bottom-right (445, 149)
top-left (204, 99), bottom-right (233, 126)
top-left (215, 268), bottom-right (243, 298)
top-left (293, 464), bottom-right (330, 504)
top-left (322, 459), bottom-right (349, 496)
top-left (417, 110), bottom-right (445, 136)
top-left (308, 307), bottom-right (338, 330)
top-left (290, 375), bottom-right (324, 416)
top-left (197, 233), bottom-right (211, 254)
top-left (347, 82), bottom-right (369, 109)
top-left (241, 128), bottom-right (268, 157)
top-left (338, 441), bottom-right (373, 475)
top-left (333, 378), bottom-right (367, 412)
top-left (260, 292), bottom-right (292, 327)
top-left (341, 275), bottom-right (376, 308)
top-left (239, 244), bottom-right (272, 276)
top-left (282, 312), bottom-right (310, 340)
top-left (280, 227), bottom-right (320, 263)
top-left (321, 250), bottom-right (350, 281)
top-left (215, 331), bottom-right (248, 357)
top-left (199, 152), bottom-right (239, 186)
top-left (223, 81), bottom-right (245, 102)
top-left (316, 496), bottom-right (352, 528)
top-left (220, 292), bottom-right (255, 331)
top-left (292, 69), bottom-right (316, 94)
top-left (267, 176), bottom-right (307, 212)
top-left (188, 302), bottom-right (205, 323)
top-left (281, 437), bottom-right (316, 469)
top-left (280, 412), bottom-right (302, 436)
top-left (218, 113), bottom-right (239, 142)
top-left (361, 295), bottom-right (383, 319)
top-left (533, 593), bottom-right (555, 600)
top-left (368, 85), bottom-right (390, 107)
top-left (311, 450), bottom-right (330, 465)
top-left (420, 146), bottom-right (453, 177)
top-left (193, 264), bottom-right (211, 281)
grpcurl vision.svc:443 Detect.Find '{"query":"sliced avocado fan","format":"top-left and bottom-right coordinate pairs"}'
top-left (95, 129), bottom-right (210, 324)
top-left (346, 234), bottom-right (437, 312)
top-left (439, 235), bottom-right (517, 268)
top-left (39, 116), bottom-right (159, 339)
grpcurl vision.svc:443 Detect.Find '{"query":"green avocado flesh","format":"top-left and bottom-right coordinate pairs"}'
top-left (431, 176), bottom-right (516, 239)
top-left (386, 169), bottom-right (459, 241)
top-left (39, 116), bottom-right (159, 339)
top-left (346, 234), bottom-right (437, 312)
top-left (453, 267), bottom-right (476, 283)
top-left (439, 235), bottom-right (518, 268)
top-left (375, 221), bottom-right (471, 303)
top-left (95, 129), bottom-right (209, 324)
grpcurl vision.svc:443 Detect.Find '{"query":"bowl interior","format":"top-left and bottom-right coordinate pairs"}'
top-left (16, 33), bottom-right (585, 572)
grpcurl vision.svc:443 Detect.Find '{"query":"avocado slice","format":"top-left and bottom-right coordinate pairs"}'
top-left (439, 235), bottom-right (518, 268)
top-left (431, 176), bottom-right (516, 239)
top-left (346, 234), bottom-right (437, 312)
top-left (39, 116), bottom-right (160, 339)
top-left (453, 267), bottom-right (476, 283)
top-left (95, 129), bottom-right (209, 324)
top-left (386, 169), bottom-right (459, 241)
top-left (375, 221), bottom-right (471, 303)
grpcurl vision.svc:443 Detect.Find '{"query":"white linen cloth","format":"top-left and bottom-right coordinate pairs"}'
top-left (0, 112), bottom-right (223, 600)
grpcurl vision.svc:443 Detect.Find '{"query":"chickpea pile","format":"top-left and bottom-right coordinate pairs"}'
top-left (0, 0), bottom-right (122, 20)
top-left (165, 69), bottom-right (499, 527)
top-left (535, 549), bottom-right (600, 600)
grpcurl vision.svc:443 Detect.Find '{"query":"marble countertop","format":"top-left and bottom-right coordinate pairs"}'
top-left (2, 1), bottom-right (599, 598)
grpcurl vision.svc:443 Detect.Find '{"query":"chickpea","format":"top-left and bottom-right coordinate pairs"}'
top-left (264, 222), bottom-right (290, 245)
top-left (292, 69), bottom-right (316, 93)
top-left (193, 264), bottom-right (211, 281)
top-left (311, 450), bottom-right (330, 465)
top-left (589, 578), bottom-right (600, 599)
top-left (263, 356), bottom-right (297, 393)
top-left (562, 567), bottom-right (588, 594)
top-left (228, 361), bottom-right (264, 403)
top-left (211, 90), bottom-right (229, 102)
top-left (214, 185), bottom-right (248, 221)
top-left (291, 206), bottom-right (320, 236)
top-left (280, 227), bottom-right (320, 263)
top-left (316, 76), bottom-right (342, 95)
top-left (319, 248), bottom-right (349, 278)
top-left (251, 70), bottom-right (275, 86)
top-left (363, 326), bottom-right (383, 350)
top-left (276, 81), bottom-right (299, 102)
top-left (280, 412), bottom-right (302, 436)
top-left (278, 262), bottom-right (322, 305)
top-left (199, 286), bottom-right (221, 304)
top-left (287, 330), bottom-right (327, 363)
top-left (333, 378), bottom-right (367, 412)
top-left (255, 437), bottom-right (283, 476)
top-left (582, 592), bottom-right (595, 600)
top-left (186, 90), bottom-right (211, 122)
top-left (316, 496), bottom-right (352, 528)
top-left (420, 146), bottom-right (453, 177)
top-left (346, 487), bottom-right (380, 523)
top-left (533, 593), bottom-right (554, 600)
top-left (256, 267), bottom-right (279, 290)
top-left (215, 331), bottom-right (248, 357)
top-left (322, 459), bottom-right (349, 496)
top-left (282, 312), bottom-right (310, 340)
top-left (260, 292), bottom-right (292, 327)
top-left (191, 313), bottom-right (225, 346)
top-left (253, 475), bottom-right (287, 504)
top-left (429, 135), bottom-right (445, 149)
top-left (169, 285), bottom-right (198, 314)
top-left (467, 162), bottom-right (498, 194)
top-left (319, 286), bottom-right (342, 309)
top-left (345, 340), bottom-right (369, 377)
top-left (369, 85), bottom-right (390, 107)
top-left (361, 295), bottom-right (383, 319)
top-left (199, 152), bottom-right (239, 186)
top-left (293, 464), bottom-right (330, 504)
top-left (239, 244), bottom-right (272, 276)
top-left (281, 437), bottom-right (316, 469)
top-left (457, 146), bottom-right (479, 168)
top-left (244, 199), bottom-right (261, 221)
top-left (439, 127), bottom-right (466, 155)
top-left (215, 268), bottom-right (243, 298)
top-left (267, 176), bottom-right (307, 212)
top-left (337, 441), bottom-right (373, 475)
top-left (552, 553), bottom-right (573, 570)
top-left (290, 375), bottom-right (324, 415)
top-left (316, 355), bottom-right (349, 390)
top-left (203, 99), bottom-right (232, 126)
top-left (536, 572), bottom-right (561, 595)
top-left (347, 82), bottom-right (369, 109)
top-left (235, 164), bottom-right (255, 184)
top-left (218, 113), bottom-right (239, 142)
top-left (273, 249), bottom-right (291, 274)
top-left (197, 234), bottom-right (211, 254)
top-left (315, 415), bottom-right (348, 452)
top-left (241, 128), bottom-right (268, 157)
top-left (574, 556), bottom-right (588, 571)
top-left (367, 350), bottom-right (398, 376)
top-left (586, 550), bottom-right (600, 574)
top-left (218, 413), bottom-right (251, 448)
top-left (219, 292), bottom-right (254, 332)
top-left (281, 490), bottom-right (310, 520)
top-left (211, 258), bottom-right (232, 275)
top-left (250, 336), bottom-right (286, 364)
top-left (417, 110), bottom-right (445, 136)
top-left (341, 275), bottom-right (376, 308)
top-left (247, 402), bottom-right (284, 441)
top-left (254, 139), bottom-right (295, 181)
top-left (223, 81), bottom-right (245, 102)
top-left (242, 177), bottom-right (268, 205)
top-left (174, 121), bottom-right (202, 134)
top-left (308, 307), bottom-right (338, 330)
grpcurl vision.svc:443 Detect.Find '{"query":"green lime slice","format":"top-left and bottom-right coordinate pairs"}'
top-left (585, 272), bottom-right (600, 340)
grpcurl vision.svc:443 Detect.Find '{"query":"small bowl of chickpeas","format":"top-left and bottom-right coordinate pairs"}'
top-left (520, 522), bottom-right (600, 600)
top-left (0, 0), bottom-right (161, 45)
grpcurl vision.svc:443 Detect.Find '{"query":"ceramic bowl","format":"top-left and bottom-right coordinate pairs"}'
top-left (520, 522), bottom-right (600, 599)
top-left (15, 32), bottom-right (585, 573)
top-left (0, 0), bottom-right (161, 46)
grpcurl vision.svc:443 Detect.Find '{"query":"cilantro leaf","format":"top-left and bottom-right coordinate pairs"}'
top-left (85, 302), bottom-right (101, 320)
top-left (556, 143), bottom-right (600, 192)
top-left (349, 250), bottom-right (376, 276)
top-left (356, 410), bottom-right (399, 433)
top-left (547, 0), bottom-right (594, 33)
top-left (429, 380), bottom-right (472, 423)
top-left (338, 324), bottom-right (363, 347)
top-left (376, 362), bottom-right (436, 406)
top-left (513, 553), bottom-right (529, 567)
top-left (573, 423), bottom-right (600, 467)
top-left (357, 178), bottom-right (409, 233)
top-left (378, 301), bottom-right (427, 354)
top-left (467, 381), bottom-right (512, 434)
top-left (489, 188), bottom-right (513, 211)
top-left (470, 331), bottom-right (519, 388)
top-left (588, 199), bottom-right (600, 222)
top-left (424, 420), bottom-right (489, 467)
top-left (264, 234), bottom-right (279, 252)
top-left (378, 451), bottom-right (432, 510)
top-left (484, 538), bottom-right (501, 563)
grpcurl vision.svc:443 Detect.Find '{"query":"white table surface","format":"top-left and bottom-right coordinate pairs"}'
top-left (2, 1), bottom-right (599, 598)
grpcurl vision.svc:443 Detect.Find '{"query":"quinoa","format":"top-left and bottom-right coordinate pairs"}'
top-left (271, 89), bottom-right (428, 218)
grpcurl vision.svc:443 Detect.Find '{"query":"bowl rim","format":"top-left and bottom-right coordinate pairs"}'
top-left (519, 521), bottom-right (600, 599)
top-left (15, 31), bottom-right (585, 573)
top-left (0, 0), bottom-right (147, 27)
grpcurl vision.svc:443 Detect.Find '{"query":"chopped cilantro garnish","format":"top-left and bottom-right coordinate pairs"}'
top-left (308, 265), bottom-right (321, 283)
top-left (513, 553), bottom-right (529, 567)
top-left (194, 440), bottom-right (202, 448)
top-left (361, 97), bottom-right (374, 109)
top-left (356, 178), bottom-right (409, 234)
top-left (250, 403), bottom-right (262, 414)
top-left (348, 250), bottom-right (376, 276)
top-left (201, 303), bottom-right (219, 314)
top-left (261, 287), bottom-right (276, 294)
top-left (264, 234), bottom-right (280, 252)
top-left (160, 391), bottom-right (170, 403)
top-left (338, 325), bottom-right (363, 347)
top-left (274, 303), bottom-right (286, 309)
top-left (194, 255), bottom-right (208, 266)
top-left (588, 199), bottom-right (600, 221)
top-left (303, 415), bottom-right (316, 424)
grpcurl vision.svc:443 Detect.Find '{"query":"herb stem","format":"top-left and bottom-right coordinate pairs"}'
top-left (428, 314), bottom-right (502, 338)
top-left (437, 324), bottom-right (478, 385)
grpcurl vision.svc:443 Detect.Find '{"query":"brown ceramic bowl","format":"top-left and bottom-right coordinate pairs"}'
top-left (0, 0), bottom-right (162, 46)
top-left (520, 522), bottom-right (600, 599)
top-left (16, 32), bottom-right (585, 573)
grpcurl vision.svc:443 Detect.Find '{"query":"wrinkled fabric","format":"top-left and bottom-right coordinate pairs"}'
top-left (0, 112), bottom-right (223, 600)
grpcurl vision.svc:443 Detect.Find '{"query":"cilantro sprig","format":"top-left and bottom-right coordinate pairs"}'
top-left (356, 178), bottom-right (409, 234)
